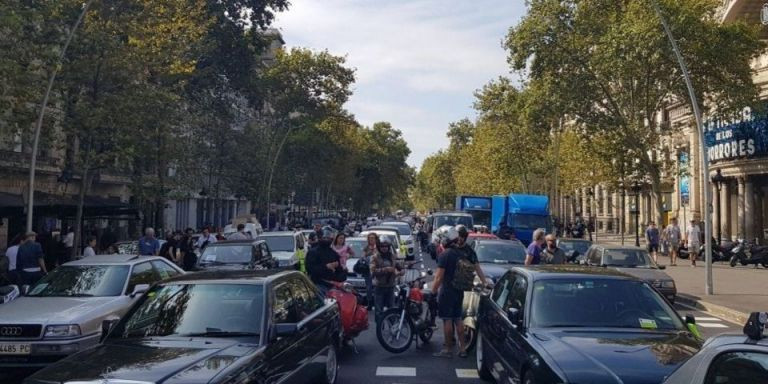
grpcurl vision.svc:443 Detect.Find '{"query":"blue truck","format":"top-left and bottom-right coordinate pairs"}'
top-left (491, 194), bottom-right (552, 246)
top-left (454, 195), bottom-right (493, 227)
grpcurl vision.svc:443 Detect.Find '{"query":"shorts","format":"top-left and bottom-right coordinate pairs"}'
top-left (647, 244), bottom-right (659, 253)
top-left (668, 243), bottom-right (680, 252)
top-left (437, 287), bottom-right (464, 320)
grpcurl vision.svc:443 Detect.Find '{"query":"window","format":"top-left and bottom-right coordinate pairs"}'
top-left (504, 273), bottom-right (528, 313)
top-left (151, 260), bottom-right (181, 280)
top-left (260, 243), bottom-right (270, 259)
top-left (272, 282), bottom-right (298, 324)
top-left (297, 278), bottom-right (323, 315)
top-left (705, 351), bottom-right (768, 384)
top-left (492, 273), bottom-right (512, 308)
top-left (127, 262), bottom-right (157, 293)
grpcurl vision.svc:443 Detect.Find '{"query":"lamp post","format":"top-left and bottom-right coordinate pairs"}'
top-left (632, 181), bottom-right (641, 247)
top-left (620, 181), bottom-right (626, 246)
top-left (586, 188), bottom-right (594, 242)
top-left (711, 169), bottom-right (726, 245)
top-left (564, 194), bottom-right (571, 231)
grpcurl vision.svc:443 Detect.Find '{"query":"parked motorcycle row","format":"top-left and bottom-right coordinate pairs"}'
top-left (677, 237), bottom-right (768, 268)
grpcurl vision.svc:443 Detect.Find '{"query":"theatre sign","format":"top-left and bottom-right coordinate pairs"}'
top-left (704, 107), bottom-right (768, 163)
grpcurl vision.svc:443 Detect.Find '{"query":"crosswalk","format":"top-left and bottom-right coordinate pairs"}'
top-left (374, 366), bottom-right (479, 380)
top-left (695, 316), bottom-right (730, 329)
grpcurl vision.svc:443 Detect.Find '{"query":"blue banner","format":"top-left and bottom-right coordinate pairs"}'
top-left (704, 108), bottom-right (768, 163)
top-left (679, 152), bottom-right (689, 207)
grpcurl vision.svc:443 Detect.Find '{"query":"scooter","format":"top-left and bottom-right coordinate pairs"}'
top-left (729, 240), bottom-right (768, 268)
top-left (326, 281), bottom-right (369, 352)
top-left (461, 281), bottom-right (489, 352)
top-left (376, 270), bottom-right (437, 354)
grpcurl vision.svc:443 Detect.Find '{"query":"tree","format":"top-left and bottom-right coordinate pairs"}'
top-left (506, 0), bottom-right (764, 224)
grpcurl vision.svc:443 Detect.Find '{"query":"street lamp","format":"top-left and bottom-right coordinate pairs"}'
top-left (619, 181), bottom-right (626, 246)
top-left (631, 181), bottom-right (642, 247)
top-left (586, 188), bottom-right (594, 242)
top-left (711, 169), bottom-right (726, 245)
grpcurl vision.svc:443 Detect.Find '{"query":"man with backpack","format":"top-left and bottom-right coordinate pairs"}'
top-left (431, 225), bottom-right (489, 359)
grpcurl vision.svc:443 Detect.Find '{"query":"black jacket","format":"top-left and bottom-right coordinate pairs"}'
top-left (306, 243), bottom-right (346, 286)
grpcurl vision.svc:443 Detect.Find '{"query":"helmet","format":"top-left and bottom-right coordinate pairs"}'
top-left (455, 225), bottom-right (469, 239)
top-left (321, 226), bottom-right (336, 239)
top-left (377, 236), bottom-right (392, 248)
top-left (441, 226), bottom-right (460, 246)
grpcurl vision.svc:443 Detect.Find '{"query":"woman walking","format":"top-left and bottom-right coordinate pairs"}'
top-left (370, 237), bottom-right (402, 322)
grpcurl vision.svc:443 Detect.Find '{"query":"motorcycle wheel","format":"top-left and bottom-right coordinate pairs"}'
top-left (376, 309), bottom-right (415, 354)
top-left (730, 256), bottom-right (738, 267)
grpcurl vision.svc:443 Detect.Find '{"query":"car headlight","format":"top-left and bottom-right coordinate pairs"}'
top-left (44, 324), bottom-right (81, 338)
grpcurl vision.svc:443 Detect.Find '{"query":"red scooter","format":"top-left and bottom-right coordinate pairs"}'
top-left (327, 282), bottom-right (369, 352)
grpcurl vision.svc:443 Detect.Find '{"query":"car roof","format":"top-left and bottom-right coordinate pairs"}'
top-left (207, 239), bottom-right (261, 245)
top-left (367, 226), bottom-right (400, 231)
top-left (474, 239), bottom-right (525, 247)
top-left (362, 229), bottom-right (398, 235)
top-left (162, 269), bottom-right (299, 284)
top-left (706, 334), bottom-right (768, 348)
top-left (258, 231), bottom-right (296, 237)
top-left (64, 254), bottom-right (169, 265)
top-left (514, 265), bottom-right (639, 281)
top-left (592, 244), bottom-right (646, 251)
top-left (381, 221), bottom-right (410, 226)
top-left (346, 237), bottom-right (368, 241)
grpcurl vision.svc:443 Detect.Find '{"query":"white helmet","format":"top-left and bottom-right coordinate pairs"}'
top-left (441, 226), bottom-right (460, 246)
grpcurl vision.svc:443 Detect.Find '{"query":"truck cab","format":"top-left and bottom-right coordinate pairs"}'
top-left (491, 194), bottom-right (551, 246)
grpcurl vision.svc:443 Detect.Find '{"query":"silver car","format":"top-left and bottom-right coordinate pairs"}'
top-left (0, 254), bottom-right (184, 368)
top-left (258, 231), bottom-right (306, 269)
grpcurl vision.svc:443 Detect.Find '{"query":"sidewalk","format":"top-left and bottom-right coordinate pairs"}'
top-left (595, 234), bottom-right (766, 324)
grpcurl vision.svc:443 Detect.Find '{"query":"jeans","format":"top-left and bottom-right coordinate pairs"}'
top-left (364, 275), bottom-right (373, 307)
top-left (374, 286), bottom-right (395, 322)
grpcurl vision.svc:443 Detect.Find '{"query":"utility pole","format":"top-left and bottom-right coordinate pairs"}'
top-left (27, 0), bottom-right (95, 232)
top-left (652, 1), bottom-right (713, 295)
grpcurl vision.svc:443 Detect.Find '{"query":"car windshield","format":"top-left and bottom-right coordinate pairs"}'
top-left (530, 279), bottom-right (684, 330)
top-left (469, 211), bottom-right (491, 227)
top-left (559, 241), bottom-right (592, 254)
top-left (261, 236), bottom-right (294, 252)
top-left (475, 242), bottom-right (526, 264)
top-left (114, 283), bottom-right (263, 339)
top-left (508, 214), bottom-right (549, 230)
top-left (382, 222), bottom-right (411, 235)
top-left (603, 249), bottom-right (654, 268)
top-left (199, 244), bottom-right (252, 265)
top-left (434, 215), bottom-right (473, 228)
top-left (346, 239), bottom-right (367, 258)
top-left (27, 265), bottom-right (130, 297)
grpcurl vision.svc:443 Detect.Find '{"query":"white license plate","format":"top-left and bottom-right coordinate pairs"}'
top-left (0, 343), bottom-right (31, 355)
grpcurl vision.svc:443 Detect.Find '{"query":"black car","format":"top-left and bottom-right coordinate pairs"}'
top-left (24, 270), bottom-right (342, 384)
top-left (475, 266), bottom-right (701, 384)
top-left (663, 311), bottom-right (768, 384)
top-left (471, 239), bottom-right (527, 283)
top-left (584, 245), bottom-right (677, 303)
top-left (197, 239), bottom-right (277, 271)
top-left (557, 238), bottom-right (592, 263)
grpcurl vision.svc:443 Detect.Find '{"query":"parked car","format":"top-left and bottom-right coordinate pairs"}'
top-left (380, 221), bottom-right (416, 257)
top-left (584, 244), bottom-right (677, 302)
top-left (258, 231), bottom-right (306, 269)
top-left (359, 229), bottom-right (404, 260)
top-left (367, 225), bottom-right (414, 260)
top-left (0, 255), bottom-right (184, 370)
top-left (558, 238), bottom-right (593, 263)
top-left (24, 270), bottom-right (342, 384)
top-left (663, 311), bottom-right (768, 384)
top-left (196, 239), bottom-right (277, 271)
top-left (470, 239), bottom-right (527, 283)
top-left (476, 266), bottom-right (701, 384)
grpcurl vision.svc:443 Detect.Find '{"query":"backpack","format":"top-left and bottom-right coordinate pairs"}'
top-left (451, 248), bottom-right (476, 291)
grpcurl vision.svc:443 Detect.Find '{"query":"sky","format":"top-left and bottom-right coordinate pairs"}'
top-left (274, 0), bottom-right (528, 167)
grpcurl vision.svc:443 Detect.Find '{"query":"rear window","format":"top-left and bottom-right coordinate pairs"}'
top-left (434, 215), bottom-right (473, 228)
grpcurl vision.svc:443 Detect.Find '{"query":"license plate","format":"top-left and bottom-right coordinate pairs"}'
top-left (0, 343), bottom-right (31, 355)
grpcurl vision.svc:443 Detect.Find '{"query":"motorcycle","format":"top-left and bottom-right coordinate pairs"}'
top-left (729, 240), bottom-right (768, 268)
top-left (376, 270), bottom-right (437, 353)
top-left (461, 281), bottom-right (488, 352)
top-left (326, 281), bottom-right (369, 351)
top-left (679, 238), bottom-right (730, 262)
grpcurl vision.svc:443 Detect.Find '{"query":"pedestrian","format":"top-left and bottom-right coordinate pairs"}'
top-left (138, 228), bottom-right (160, 256)
top-left (525, 228), bottom-right (546, 266)
top-left (360, 232), bottom-right (378, 310)
top-left (645, 221), bottom-right (660, 264)
top-left (542, 234), bottom-right (566, 264)
top-left (4, 234), bottom-right (23, 275)
top-left (431, 225), bottom-right (489, 359)
top-left (306, 232), bottom-right (319, 250)
top-left (83, 236), bottom-right (97, 258)
top-left (16, 232), bottom-right (47, 286)
top-left (663, 218), bottom-right (682, 266)
top-left (332, 233), bottom-right (354, 270)
top-left (685, 218), bottom-right (701, 267)
top-left (313, 223), bottom-right (323, 239)
top-left (227, 224), bottom-right (251, 240)
top-left (495, 219), bottom-right (513, 240)
top-left (306, 226), bottom-right (346, 298)
top-left (195, 227), bottom-right (217, 251)
top-left (370, 237), bottom-right (401, 322)
top-left (61, 226), bottom-right (74, 264)
top-left (180, 229), bottom-right (197, 270)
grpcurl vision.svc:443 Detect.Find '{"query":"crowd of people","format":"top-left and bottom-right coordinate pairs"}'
top-left (645, 217), bottom-right (702, 267)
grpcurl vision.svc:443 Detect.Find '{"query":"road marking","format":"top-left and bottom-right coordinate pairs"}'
top-left (376, 367), bottom-right (416, 377)
top-left (695, 317), bottom-right (722, 322)
top-left (697, 322), bottom-right (729, 328)
top-left (456, 369), bottom-right (479, 379)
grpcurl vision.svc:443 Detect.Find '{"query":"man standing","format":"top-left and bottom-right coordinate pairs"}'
top-left (663, 218), bottom-right (682, 266)
top-left (195, 227), bottom-right (217, 251)
top-left (431, 225), bottom-right (489, 359)
top-left (645, 221), bottom-right (660, 264)
top-left (227, 224), bottom-right (251, 240)
top-left (685, 218), bottom-right (701, 267)
top-left (61, 226), bottom-right (74, 264)
top-left (16, 232), bottom-right (47, 285)
top-left (525, 229), bottom-right (546, 266)
top-left (138, 228), bottom-right (160, 256)
top-left (542, 234), bottom-right (566, 264)
top-left (306, 226), bottom-right (346, 297)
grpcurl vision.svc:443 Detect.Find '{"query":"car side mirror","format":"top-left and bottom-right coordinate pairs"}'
top-left (129, 284), bottom-right (150, 298)
top-left (507, 307), bottom-right (523, 329)
top-left (684, 314), bottom-right (702, 338)
top-left (685, 314), bottom-right (695, 325)
top-left (275, 323), bottom-right (299, 338)
top-left (100, 318), bottom-right (120, 342)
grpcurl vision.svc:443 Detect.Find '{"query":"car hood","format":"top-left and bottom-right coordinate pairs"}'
top-left (534, 329), bottom-right (699, 384)
top-left (197, 263), bottom-right (251, 271)
top-left (612, 267), bottom-right (673, 282)
top-left (0, 296), bottom-right (125, 323)
top-left (29, 338), bottom-right (260, 384)
top-left (272, 251), bottom-right (296, 260)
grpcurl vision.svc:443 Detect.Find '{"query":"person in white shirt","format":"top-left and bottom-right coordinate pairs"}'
top-left (62, 227), bottom-right (75, 264)
top-left (83, 236), bottom-right (97, 258)
top-left (227, 224), bottom-right (251, 240)
top-left (4, 234), bottom-right (24, 272)
top-left (685, 219), bottom-right (701, 267)
top-left (195, 227), bottom-right (217, 250)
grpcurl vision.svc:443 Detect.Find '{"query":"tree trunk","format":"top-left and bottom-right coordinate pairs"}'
top-left (73, 167), bottom-right (92, 259)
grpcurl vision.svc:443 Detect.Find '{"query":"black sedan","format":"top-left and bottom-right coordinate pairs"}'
top-left (471, 239), bottom-right (527, 283)
top-left (197, 239), bottom-right (277, 271)
top-left (557, 238), bottom-right (592, 263)
top-left (476, 266), bottom-right (701, 384)
top-left (24, 270), bottom-right (342, 384)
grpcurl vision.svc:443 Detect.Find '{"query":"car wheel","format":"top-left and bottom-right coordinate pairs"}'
top-left (319, 343), bottom-right (338, 384)
top-left (523, 370), bottom-right (535, 384)
top-left (476, 328), bottom-right (493, 382)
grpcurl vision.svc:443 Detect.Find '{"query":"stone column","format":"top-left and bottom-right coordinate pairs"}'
top-left (721, 181), bottom-right (731, 241)
top-left (745, 178), bottom-right (755, 241)
top-left (738, 177), bottom-right (746, 239)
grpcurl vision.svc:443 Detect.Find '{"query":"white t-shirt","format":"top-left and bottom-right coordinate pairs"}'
top-left (196, 234), bottom-right (217, 248)
top-left (686, 225), bottom-right (701, 246)
top-left (83, 246), bottom-right (96, 258)
top-left (5, 245), bottom-right (18, 271)
top-left (63, 232), bottom-right (75, 248)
